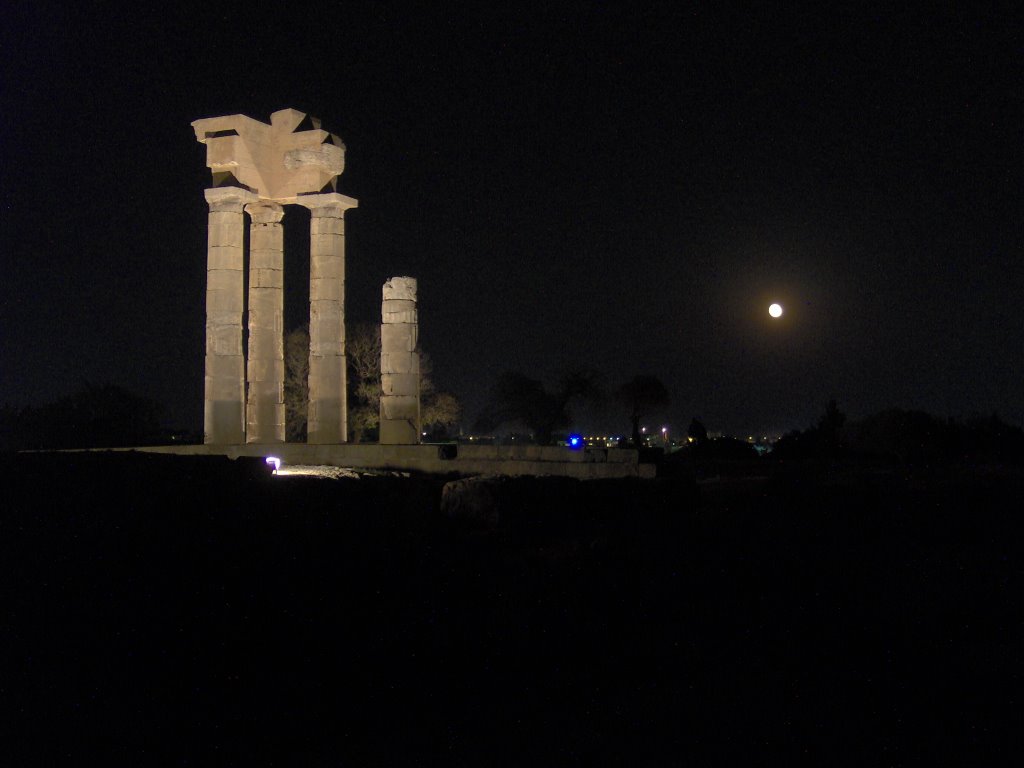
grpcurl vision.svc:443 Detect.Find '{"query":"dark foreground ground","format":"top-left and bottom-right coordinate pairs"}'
top-left (3, 452), bottom-right (1022, 765)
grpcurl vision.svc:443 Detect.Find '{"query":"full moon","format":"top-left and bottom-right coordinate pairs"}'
top-left (769, 303), bottom-right (783, 318)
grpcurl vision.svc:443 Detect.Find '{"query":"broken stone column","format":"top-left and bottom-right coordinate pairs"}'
top-left (244, 202), bottom-right (285, 443)
top-left (302, 193), bottom-right (354, 444)
top-left (204, 187), bottom-right (258, 444)
top-left (379, 277), bottom-right (420, 445)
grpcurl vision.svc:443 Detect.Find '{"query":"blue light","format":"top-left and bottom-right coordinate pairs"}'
top-left (568, 434), bottom-right (583, 450)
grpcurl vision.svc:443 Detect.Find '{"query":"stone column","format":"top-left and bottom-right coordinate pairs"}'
top-left (204, 187), bottom-right (257, 444)
top-left (244, 202), bottom-right (285, 443)
top-left (379, 276), bottom-right (420, 445)
top-left (301, 193), bottom-right (356, 444)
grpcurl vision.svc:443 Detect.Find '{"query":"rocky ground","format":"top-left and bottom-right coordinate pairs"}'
top-left (3, 451), bottom-right (1022, 765)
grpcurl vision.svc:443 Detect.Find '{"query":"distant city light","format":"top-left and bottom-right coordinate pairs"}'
top-left (568, 434), bottom-right (583, 450)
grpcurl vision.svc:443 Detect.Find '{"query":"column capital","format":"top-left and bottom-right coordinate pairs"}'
top-left (290, 192), bottom-right (359, 214)
top-left (244, 201), bottom-right (285, 224)
top-left (383, 276), bottom-right (417, 302)
top-left (204, 187), bottom-right (260, 208)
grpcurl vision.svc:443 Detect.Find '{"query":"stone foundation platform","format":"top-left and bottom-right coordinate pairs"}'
top-left (124, 443), bottom-right (655, 479)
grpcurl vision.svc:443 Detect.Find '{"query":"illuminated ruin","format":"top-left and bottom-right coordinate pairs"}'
top-left (193, 109), bottom-right (357, 444)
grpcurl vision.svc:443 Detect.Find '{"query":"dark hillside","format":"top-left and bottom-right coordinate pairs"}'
top-left (3, 453), bottom-right (1021, 764)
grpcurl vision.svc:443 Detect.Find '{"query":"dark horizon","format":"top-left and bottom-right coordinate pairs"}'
top-left (2, 5), bottom-right (1021, 438)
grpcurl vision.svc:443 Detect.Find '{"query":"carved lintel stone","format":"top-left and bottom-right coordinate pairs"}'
top-left (193, 109), bottom-right (347, 200)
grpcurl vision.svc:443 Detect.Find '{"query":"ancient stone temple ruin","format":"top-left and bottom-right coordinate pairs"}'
top-left (141, 106), bottom-right (647, 474)
top-left (192, 109), bottom-right (357, 445)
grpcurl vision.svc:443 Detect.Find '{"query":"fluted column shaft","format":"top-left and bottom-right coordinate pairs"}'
top-left (303, 194), bottom-right (354, 444)
top-left (203, 187), bottom-right (257, 444)
top-left (245, 202), bottom-right (285, 443)
top-left (379, 276), bottom-right (420, 444)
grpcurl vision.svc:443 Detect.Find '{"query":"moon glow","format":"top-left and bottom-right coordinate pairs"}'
top-left (769, 303), bottom-right (783, 318)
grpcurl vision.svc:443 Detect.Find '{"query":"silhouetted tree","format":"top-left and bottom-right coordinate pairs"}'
top-left (284, 325), bottom-right (310, 441)
top-left (963, 412), bottom-right (1024, 460)
top-left (346, 323), bottom-right (382, 443)
top-left (1, 384), bottom-right (162, 450)
top-left (773, 404), bottom-right (1024, 466)
top-left (422, 392), bottom-right (461, 440)
top-left (818, 399), bottom-right (847, 455)
top-left (773, 400), bottom-right (848, 460)
top-left (474, 369), bottom-right (601, 444)
top-left (688, 417), bottom-right (709, 445)
top-left (558, 368), bottom-right (603, 406)
top-left (615, 375), bottom-right (670, 446)
top-left (844, 408), bottom-right (951, 464)
top-left (474, 372), bottom-right (559, 443)
top-left (419, 354), bottom-right (461, 439)
top-left (285, 322), bottom-right (461, 443)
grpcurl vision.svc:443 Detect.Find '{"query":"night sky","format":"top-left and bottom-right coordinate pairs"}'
top-left (2, 4), bottom-right (1021, 437)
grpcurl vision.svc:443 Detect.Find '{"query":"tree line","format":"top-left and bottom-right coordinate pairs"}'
top-left (473, 371), bottom-right (671, 446)
top-left (0, 384), bottom-right (163, 451)
top-left (5, 361), bottom-right (1021, 464)
top-left (771, 401), bottom-right (1024, 465)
